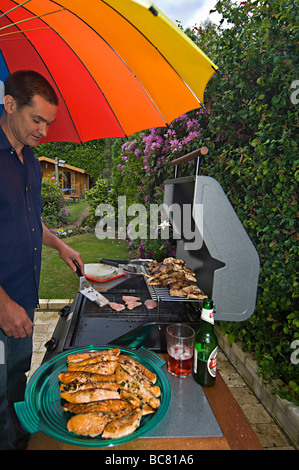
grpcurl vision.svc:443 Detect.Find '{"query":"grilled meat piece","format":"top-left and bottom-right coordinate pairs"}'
top-left (120, 363), bottom-right (161, 397)
top-left (144, 299), bottom-right (157, 309)
top-left (58, 371), bottom-right (116, 384)
top-left (67, 348), bottom-right (120, 363)
top-left (60, 380), bottom-right (119, 393)
top-left (115, 365), bottom-right (160, 409)
top-left (163, 257), bottom-right (185, 266)
top-left (109, 302), bottom-right (126, 311)
top-left (122, 295), bottom-right (141, 302)
top-left (63, 399), bottom-right (136, 414)
top-left (119, 355), bottom-right (157, 383)
top-left (67, 361), bottom-right (119, 375)
top-left (67, 410), bottom-right (132, 438)
top-left (61, 388), bottom-right (120, 403)
top-left (126, 301), bottom-right (142, 310)
top-left (187, 292), bottom-right (207, 299)
top-left (169, 288), bottom-right (187, 297)
top-left (119, 390), bottom-right (141, 408)
top-left (102, 408), bottom-right (143, 439)
top-left (67, 354), bottom-right (120, 370)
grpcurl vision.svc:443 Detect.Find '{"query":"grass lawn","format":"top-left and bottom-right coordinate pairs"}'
top-left (64, 199), bottom-right (88, 223)
top-left (39, 233), bottom-right (130, 299)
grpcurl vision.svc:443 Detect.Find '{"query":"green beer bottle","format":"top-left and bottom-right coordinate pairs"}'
top-left (193, 299), bottom-right (218, 387)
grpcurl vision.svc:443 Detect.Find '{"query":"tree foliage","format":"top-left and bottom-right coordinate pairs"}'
top-left (34, 139), bottom-right (107, 180)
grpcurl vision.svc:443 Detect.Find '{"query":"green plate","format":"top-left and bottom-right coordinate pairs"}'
top-left (15, 346), bottom-right (170, 448)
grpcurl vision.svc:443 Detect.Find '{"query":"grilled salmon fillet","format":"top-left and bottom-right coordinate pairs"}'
top-left (61, 388), bottom-right (120, 403)
top-left (67, 348), bottom-right (120, 363)
top-left (119, 390), bottom-right (141, 408)
top-left (120, 363), bottom-right (160, 397)
top-left (116, 365), bottom-right (160, 409)
top-left (67, 410), bottom-right (131, 438)
top-left (67, 355), bottom-right (119, 370)
top-left (67, 361), bottom-right (119, 375)
top-left (58, 371), bottom-right (116, 384)
top-left (60, 380), bottom-right (119, 393)
top-left (119, 355), bottom-right (156, 383)
top-left (63, 399), bottom-right (136, 414)
top-left (102, 408), bottom-right (143, 439)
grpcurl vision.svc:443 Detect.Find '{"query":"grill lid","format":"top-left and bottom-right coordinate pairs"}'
top-left (163, 154), bottom-right (260, 321)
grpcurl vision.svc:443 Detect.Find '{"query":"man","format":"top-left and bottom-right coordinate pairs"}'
top-left (0, 70), bottom-right (84, 449)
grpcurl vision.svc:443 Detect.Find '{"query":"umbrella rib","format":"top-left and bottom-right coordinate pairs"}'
top-left (0, 0), bottom-right (31, 19)
top-left (0, 9), bottom-right (64, 32)
top-left (0, 27), bottom-right (50, 38)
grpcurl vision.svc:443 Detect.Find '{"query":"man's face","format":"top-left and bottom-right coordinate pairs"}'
top-left (10, 94), bottom-right (57, 147)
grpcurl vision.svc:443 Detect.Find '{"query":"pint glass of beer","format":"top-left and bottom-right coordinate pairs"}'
top-left (166, 324), bottom-right (195, 378)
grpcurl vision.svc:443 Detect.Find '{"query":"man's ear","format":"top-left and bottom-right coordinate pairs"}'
top-left (3, 95), bottom-right (16, 115)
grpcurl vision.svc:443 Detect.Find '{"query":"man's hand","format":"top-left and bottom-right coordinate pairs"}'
top-left (42, 222), bottom-right (84, 274)
top-left (58, 244), bottom-right (84, 274)
top-left (0, 290), bottom-right (34, 338)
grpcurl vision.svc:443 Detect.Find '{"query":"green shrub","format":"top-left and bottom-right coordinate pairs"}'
top-left (41, 178), bottom-right (71, 228)
top-left (85, 179), bottom-right (112, 227)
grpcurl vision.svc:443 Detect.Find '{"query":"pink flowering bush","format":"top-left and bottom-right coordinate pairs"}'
top-left (114, 111), bottom-right (202, 207)
top-left (111, 111), bottom-right (203, 259)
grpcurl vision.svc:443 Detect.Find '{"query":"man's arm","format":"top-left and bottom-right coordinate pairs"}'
top-left (42, 222), bottom-right (84, 274)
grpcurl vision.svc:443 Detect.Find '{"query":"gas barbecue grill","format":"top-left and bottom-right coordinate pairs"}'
top-left (44, 148), bottom-right (260, 362)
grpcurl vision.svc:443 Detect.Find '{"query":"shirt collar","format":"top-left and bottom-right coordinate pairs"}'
top-left (0, 123), bottom-right (32, 158)
top-left (0, 124), bottom-right (12, 150)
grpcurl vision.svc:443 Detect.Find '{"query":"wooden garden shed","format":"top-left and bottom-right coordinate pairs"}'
top-left (38, 157), bottom-right (91, 199)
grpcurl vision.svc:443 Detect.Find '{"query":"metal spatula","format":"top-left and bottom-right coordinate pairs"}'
top-left (73, 260), bottom-right (109, 307)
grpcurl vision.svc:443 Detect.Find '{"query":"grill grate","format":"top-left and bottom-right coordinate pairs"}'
top-left (83, 294), bottom-right (186, 322)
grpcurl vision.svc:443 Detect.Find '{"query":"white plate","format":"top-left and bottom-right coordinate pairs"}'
top-left (84, 263), bottom-right (123, 281)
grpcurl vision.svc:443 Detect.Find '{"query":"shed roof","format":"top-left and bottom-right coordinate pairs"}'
top-left (38, 157), bottom-right (91, 175)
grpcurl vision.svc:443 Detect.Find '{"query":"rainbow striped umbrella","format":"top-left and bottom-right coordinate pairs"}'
top-left (0, 0), bottom-right (218, 143)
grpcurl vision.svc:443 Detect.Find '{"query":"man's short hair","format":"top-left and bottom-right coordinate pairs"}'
top-left (4, 70), bottom-right (58, 109)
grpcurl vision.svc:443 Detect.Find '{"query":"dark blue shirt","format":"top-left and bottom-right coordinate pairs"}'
top-left (0, 126), bottom-right (43, 309)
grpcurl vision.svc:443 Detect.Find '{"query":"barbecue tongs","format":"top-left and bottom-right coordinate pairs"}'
top-left (99, 258), bottom-right (152, 276)
top-left (73, 260), bottom-right (109, 307)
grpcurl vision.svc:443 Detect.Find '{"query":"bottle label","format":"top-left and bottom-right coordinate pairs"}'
top-left (207, 346), bottom-right (218, 377)
top-left (201, 308), bottom-right (214, 325)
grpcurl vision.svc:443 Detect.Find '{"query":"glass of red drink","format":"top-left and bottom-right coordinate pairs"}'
top-left (166, 324), bottom-right (195, 378)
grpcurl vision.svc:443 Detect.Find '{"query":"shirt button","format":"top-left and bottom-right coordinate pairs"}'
top-left (28, 207), bottom-right (31, 212)
top-left (32, 227), bottom-right (35, 232)
top-left (34, 247), bottom-right (37, 251)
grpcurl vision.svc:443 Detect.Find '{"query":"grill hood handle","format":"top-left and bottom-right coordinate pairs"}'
top-left (171, 146), bottom-right (208, 178)
top-left (99, 258), bottom-right (153, 266)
